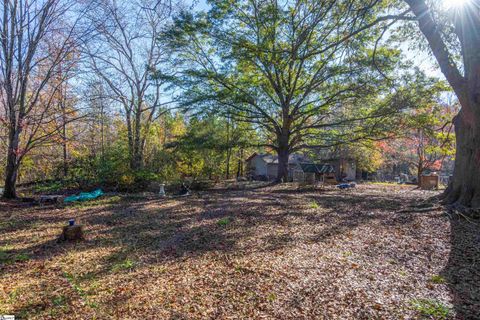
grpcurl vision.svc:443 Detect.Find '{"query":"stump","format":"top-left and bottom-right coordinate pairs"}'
top-left (58, 225), bottom-right (84, 242)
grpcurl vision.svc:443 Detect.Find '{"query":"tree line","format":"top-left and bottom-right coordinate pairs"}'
top-left (1, 0), bottom-right (478, 208)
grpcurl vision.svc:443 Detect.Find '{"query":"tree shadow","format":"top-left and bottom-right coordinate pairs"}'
top-left (441, 217), bottom-right (480, 319)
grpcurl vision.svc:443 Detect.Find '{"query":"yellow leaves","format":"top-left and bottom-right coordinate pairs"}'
top-left (120, 174), bottom-right (135, 186)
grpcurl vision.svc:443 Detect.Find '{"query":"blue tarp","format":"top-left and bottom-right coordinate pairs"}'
top-left (337, 183), bottom-right (356, 190)
top-left (64, 189), bottom-right (104, 203)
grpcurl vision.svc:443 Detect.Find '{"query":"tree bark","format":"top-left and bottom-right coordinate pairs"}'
top-left (225, 117), bottom-right (231, 179)
top-left (61, 95), bottom-right (68, 178)
top-left (276, 148), bottom-right (289, 183)
top-left (276, 131), bottom-right (290, 183)
top-left (417, 166), bottom-right (422, 188)
top-left (3, 128), bottom-right (21, 199)
top-left (443, 108), bottom-right (480, 208)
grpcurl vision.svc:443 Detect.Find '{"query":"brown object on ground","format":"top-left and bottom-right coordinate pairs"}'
top-left (58, 225), bottom-right (84, 242)
top-left (420, 175), bottom-right (439, 190)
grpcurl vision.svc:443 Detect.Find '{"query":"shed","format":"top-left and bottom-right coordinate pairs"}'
top-left (294, 163), bottom-right (336, 184)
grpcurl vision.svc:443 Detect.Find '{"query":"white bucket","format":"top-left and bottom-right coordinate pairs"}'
top-left (159, 184), bottom-right (166, 197)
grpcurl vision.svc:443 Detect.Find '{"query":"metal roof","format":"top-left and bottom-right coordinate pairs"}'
top-left (299, 163), bottom-right (335, 174)
top-left (249, 153), bottom-right (310, 165)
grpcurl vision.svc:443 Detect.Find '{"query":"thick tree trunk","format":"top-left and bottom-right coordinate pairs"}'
top-left (236, 148), bottom-right (244, 178)
top-left (443, 108), bottom-right (480, 208)
top-left (276, 147), bottom-right (289, 183)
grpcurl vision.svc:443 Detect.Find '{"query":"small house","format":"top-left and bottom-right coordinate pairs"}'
top-left (245, 153), bottom-right (335, 182)
top-left (294, 163), bottom-right (336, 184)
top-left (246, 153), bottom-right (309, 181)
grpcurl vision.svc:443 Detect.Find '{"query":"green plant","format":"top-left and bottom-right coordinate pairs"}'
top-left (342, 251), bottom-right (353, 257)
top-left (411, 299), bottom-right (451, 319)
top-left (15, 253), bottom-right (30, 262)
top-left (310, 201), bottom-right (319, 209)
top-left (217, 217), bottom-right (231, 226)
top-left (0, 247), bottom-right (29, 265)
top-left (63, 271), bottom-right (98, 309)
top-left (52, 295), bottom-right (68, 307)
top-left (430, 275), bottom-right (446, 284)
top-left (112, 258), bottom-right (136, 272)
top-left (0, 248), bottom-right (9, 264)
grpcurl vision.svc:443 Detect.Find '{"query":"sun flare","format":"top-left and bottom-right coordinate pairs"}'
top-left (443, 0), bottom-right (471, 9)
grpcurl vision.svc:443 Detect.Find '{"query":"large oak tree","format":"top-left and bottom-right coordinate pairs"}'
top-left (164, 0), bottom-right (405, 182)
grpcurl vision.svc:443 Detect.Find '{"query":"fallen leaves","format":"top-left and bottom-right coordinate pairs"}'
top-left (0, 184), bottom-right (477, 319)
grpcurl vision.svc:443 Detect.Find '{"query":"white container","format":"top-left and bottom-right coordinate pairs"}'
top-left (159, 184), bottom-right (166, 197)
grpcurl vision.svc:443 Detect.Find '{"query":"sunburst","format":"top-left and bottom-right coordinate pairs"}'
top-left (443, 0), bottom-right (472, 10)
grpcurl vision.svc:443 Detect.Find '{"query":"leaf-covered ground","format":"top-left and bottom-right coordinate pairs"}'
top-left (1, 184), bottom-right (479, 319)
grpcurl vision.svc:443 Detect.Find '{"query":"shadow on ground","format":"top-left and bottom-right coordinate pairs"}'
top-left (442, 217), bottom-right (480, 319)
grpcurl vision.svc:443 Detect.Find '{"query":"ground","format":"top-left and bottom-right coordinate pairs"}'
top-left (1, 184), bottom-right (479, 319)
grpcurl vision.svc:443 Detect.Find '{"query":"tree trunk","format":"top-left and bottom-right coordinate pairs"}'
top-left (3, 129), bottom-right (20, 199)
top-left (443, 108), bottom-right (480, 208)
top-left (62, 101), bottom-right (68, 177)
top-left (276, 147), bottom-right (289, 183)
top-left (131, 101), bottom-right (144, 171)
top-left (417, 164), bottom-right (423, 188)
top-left (225, 118), bottom-right (231, 180)
top-left (236, 148), bottom-right (244, 178)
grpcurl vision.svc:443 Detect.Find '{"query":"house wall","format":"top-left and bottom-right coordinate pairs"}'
top-left (326, 159), bottom-right (356, 181)
top-left (343, 161), bottom-right (356, 181)
top-left (266, 164), bottom-right (278, 180)
top-left (247, 156), bottom-right (268, 177)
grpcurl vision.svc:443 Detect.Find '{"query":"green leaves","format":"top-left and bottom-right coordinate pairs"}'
top-left (160, 0), bottom-right (416, 158)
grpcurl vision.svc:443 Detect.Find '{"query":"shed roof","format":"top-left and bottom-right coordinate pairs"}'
top-left (299, 163), bottom-right (335, 174)
top-left (246, 153), bottom-right (310, 165)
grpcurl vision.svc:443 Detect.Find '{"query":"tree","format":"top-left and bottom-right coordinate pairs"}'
top-left (170, 113), bottom-right (258, 181)
top-left (401, 0), bottom-right (480, 207)
top-left (382, 102), bottom-right (456, 185)
top-left (83, 0), bottom-right (174, 171)
top-left (0, 0), bottom-right (83, 198)
top-left (164, 0), bottom-right (404, 182)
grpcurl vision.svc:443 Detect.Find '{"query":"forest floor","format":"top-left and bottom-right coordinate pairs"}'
top-left (1, 184), bottom-right (479, 319)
